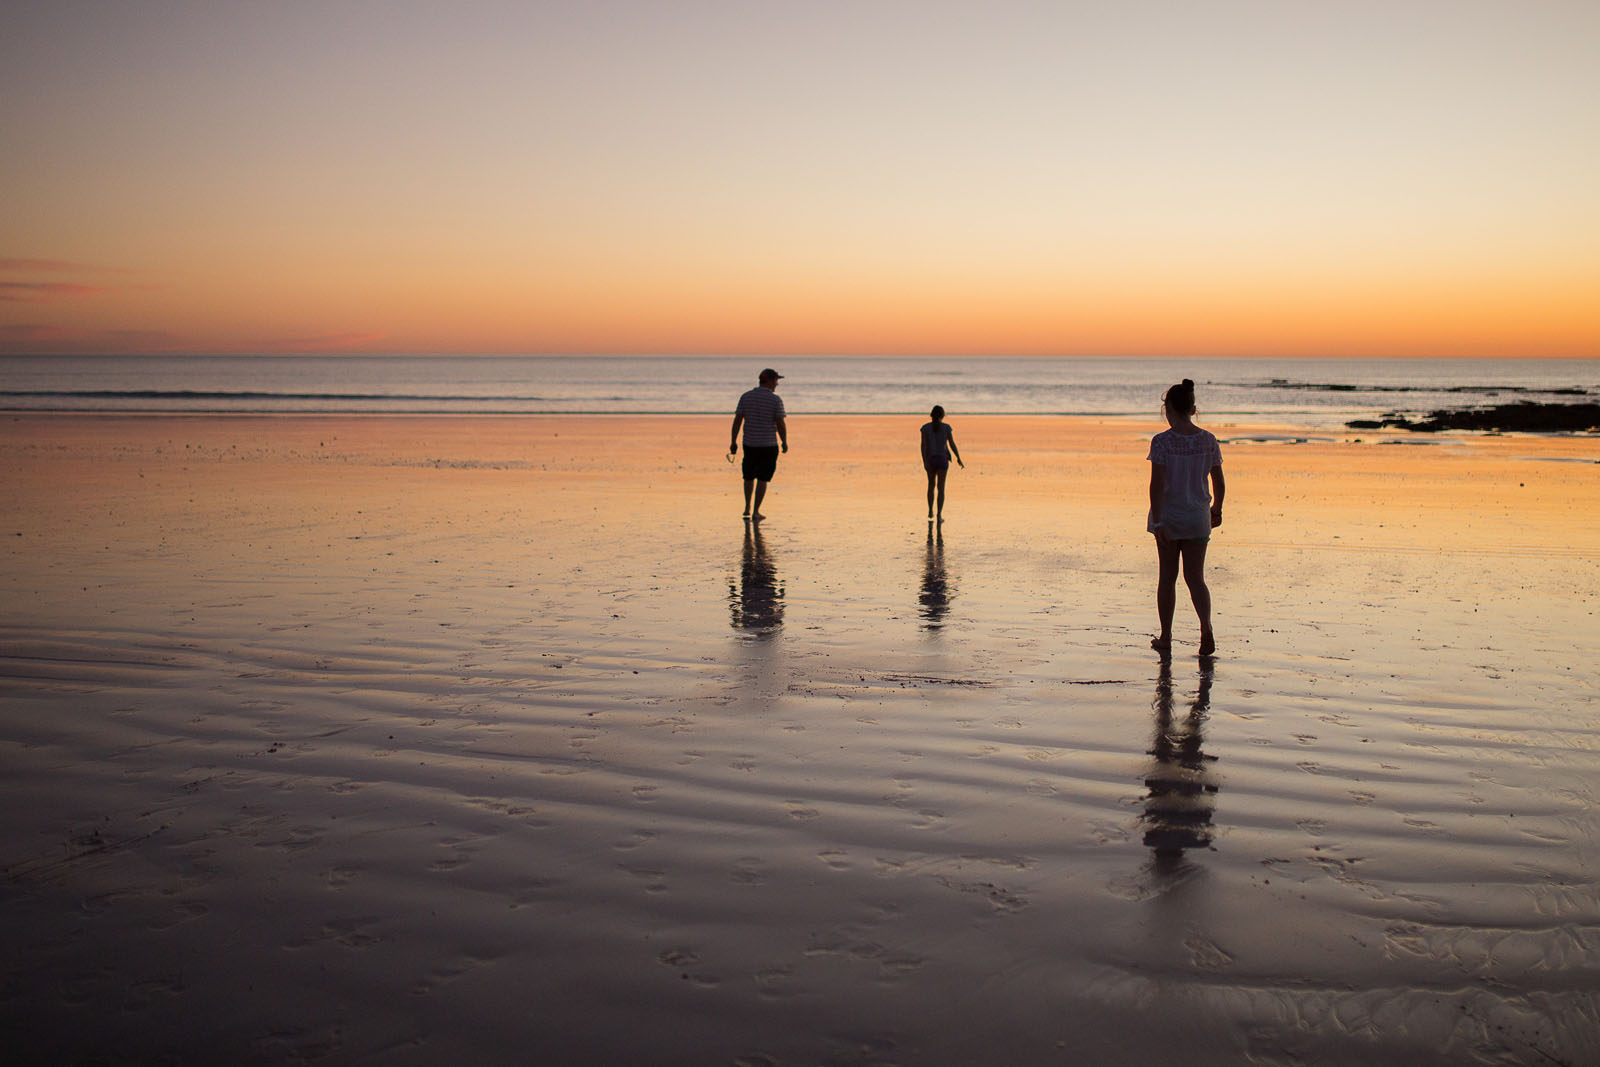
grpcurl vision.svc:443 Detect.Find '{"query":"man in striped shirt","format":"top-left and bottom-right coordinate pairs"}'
top-left (729, 368), bottom-right (789, 521)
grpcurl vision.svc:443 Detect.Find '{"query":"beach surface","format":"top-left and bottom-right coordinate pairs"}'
top-left (2, 413), bottom-right (1598, 1065)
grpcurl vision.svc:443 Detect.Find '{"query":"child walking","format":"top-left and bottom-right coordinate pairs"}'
top-left (920, 405), bottom-right (964, 521)
top-left (1147, 379), bottom-right (1225, 655)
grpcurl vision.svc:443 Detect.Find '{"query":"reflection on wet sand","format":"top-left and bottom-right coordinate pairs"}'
top-left (918, 525), bottom-right (954, 631)
top-left (1142, 658), bottom-right (1219, 867)
top-left (729, 523), bottom-right (784, 632)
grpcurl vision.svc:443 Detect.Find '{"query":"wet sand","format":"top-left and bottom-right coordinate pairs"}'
top-left (2, 413), bottom-right (1598, 1065)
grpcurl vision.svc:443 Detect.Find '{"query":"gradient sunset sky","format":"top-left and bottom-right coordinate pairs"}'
top-left (3, 1), bottom-right (1597, 358)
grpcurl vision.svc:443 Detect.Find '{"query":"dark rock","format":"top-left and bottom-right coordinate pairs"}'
top-left (1348, 401), bottom-right (1600, 433)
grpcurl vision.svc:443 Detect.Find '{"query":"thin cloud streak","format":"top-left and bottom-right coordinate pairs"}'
top-left (0, 282), bottom-right (109, 302)
top-left (0, 324), bottom-right (185, 355)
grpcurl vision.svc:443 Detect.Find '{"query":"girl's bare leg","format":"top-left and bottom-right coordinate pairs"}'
top-left (1180, 540), bottom-right (1214, 654)
top-left (1153, 535), bottom-right (1180, 650)
top-left (926, 470), bottom-right (937, 519)
top-left (934, 468), bottom-right (948, 519)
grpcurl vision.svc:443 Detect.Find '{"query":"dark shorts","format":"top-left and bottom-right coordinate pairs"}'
top-left (923, 457), bottom-right (949, 474)
top-left (742, 445), bottom-right (780, 482)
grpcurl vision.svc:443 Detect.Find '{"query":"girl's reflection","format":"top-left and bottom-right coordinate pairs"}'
top-left (1141, 658), bottom-right (1219, 865)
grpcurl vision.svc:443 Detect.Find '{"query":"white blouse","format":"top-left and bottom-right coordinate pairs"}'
top-left (1147, 428), bottom-right (1222, 540)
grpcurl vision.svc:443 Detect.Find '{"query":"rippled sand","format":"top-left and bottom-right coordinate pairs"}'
top-left (2, 414), bottom-right (1597, 1065)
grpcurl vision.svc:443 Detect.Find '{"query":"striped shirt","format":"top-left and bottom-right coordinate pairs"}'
top-left (735, 387), bottom-right (786, 447)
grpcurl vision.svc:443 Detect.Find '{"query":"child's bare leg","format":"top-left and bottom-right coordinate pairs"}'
top-left (1180, 540), bottom-right (1214, 653)
top-left (1153, 535), bottom-right (1180, 650)
top-left (935, 468), bottom-right (948, 519)
top-left (926, 471), bottom-right (936, 519)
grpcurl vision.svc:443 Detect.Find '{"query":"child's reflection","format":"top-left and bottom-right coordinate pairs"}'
top-left (919, 524), bottom-right (954, 631)
top-left (1141, 658), bottom-right (1219, 865)
top-left (729, 523), bottom-right (783, 632)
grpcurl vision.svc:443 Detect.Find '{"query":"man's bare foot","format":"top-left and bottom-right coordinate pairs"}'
top-left (1151, 637), bottom-right (1171, 653)
top-left (1198, 631), bottom-right (1215, 656)
top-left (751, 512), bottom-right (765, 522)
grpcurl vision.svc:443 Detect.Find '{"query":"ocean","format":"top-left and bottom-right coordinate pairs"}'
top-left (1, 355), bottom-right (1594, 430)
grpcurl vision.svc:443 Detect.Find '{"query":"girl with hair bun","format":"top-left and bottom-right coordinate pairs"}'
top-left (1147, 379), bottom-right (1225, 655)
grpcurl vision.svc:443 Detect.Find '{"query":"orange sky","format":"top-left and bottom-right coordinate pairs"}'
top-left (3, 2), bottom-right (1597, 358)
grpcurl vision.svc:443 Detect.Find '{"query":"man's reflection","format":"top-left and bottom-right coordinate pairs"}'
top-left (1141, 658), bottom-right (1218, 866)
top-left (919, 524), bottom-right (954, 631)
top-left (729, 523), bottom-right (783, 632)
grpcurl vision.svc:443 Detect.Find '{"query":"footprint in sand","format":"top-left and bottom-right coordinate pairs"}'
top-left (146, 900), bottom-right (209, 931)
top-left (658, 947), bottom-right (719, 986)
top-left (818, 849), bottom-right (850, 870)
top-left (324, 865), bottom-right (360, 888)
top-left (731, 857), bottom-right (769, 886)
top-left (937, 875), bottom-right (1028, 912)
top-left (658, 947), bottom-right (699, 967)
top-left (509, 881), bottom-right (553, 908)
top-left (878, 954), bottom-right (926, 979)
top-left (411, 955), bottom-right (493, 996)
top-left (276, 826), bottom-right (324, 852)
top-left (1184, 934), bottom-right (1236, 970)
top-left (614, 829), bottom-right (659, 850)
top-left (754, 966), bottom-right (795, 1000)
top-left (621, 862), bottom-right (668, 893)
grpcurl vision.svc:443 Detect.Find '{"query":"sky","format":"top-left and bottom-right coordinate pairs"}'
top-left (2, 0), bottom-right (1597, 358)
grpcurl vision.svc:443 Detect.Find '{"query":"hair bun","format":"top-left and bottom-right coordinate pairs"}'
top-left (1182, 378), bottom-right (1194, 387)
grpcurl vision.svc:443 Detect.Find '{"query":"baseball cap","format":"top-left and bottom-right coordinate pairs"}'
top-left (759, 368), bottom-right (784, 381)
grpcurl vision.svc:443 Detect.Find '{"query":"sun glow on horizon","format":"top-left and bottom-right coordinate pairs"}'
top-left (3, 2), bottom-right (1597, 358)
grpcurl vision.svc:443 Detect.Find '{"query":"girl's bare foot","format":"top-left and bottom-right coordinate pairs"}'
top-left (1151, 637), bottom-right (1171, 653)
top-left (1198, 631), bottom-right (1215, 656)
